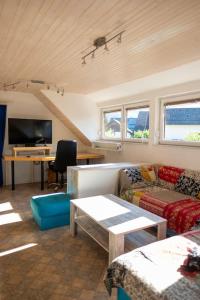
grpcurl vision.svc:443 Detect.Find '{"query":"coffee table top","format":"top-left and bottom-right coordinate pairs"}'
top-left (71, 194), bottom-right (166, 235)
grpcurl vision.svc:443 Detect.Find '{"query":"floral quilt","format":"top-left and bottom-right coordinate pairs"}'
top-left (104, 230), bottom-right (200, 300)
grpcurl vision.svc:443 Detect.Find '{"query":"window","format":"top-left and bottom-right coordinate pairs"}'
top-left (101, 102), bottom-right (150, 142)
top-left (160, 98), bottom-right (200, 145)
top-left (102, 109), bottom-right (122, 139)
top-left (125, 106), bottom-right (149, 140)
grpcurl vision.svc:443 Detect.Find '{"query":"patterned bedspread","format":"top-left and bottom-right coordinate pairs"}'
top-left (104, 230), bottom-right (200, 300)
top-left (163, 199), bottom-right (200, 233)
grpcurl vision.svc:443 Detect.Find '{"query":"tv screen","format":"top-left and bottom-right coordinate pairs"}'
top-left (8, 118), bottom-right (52, 145)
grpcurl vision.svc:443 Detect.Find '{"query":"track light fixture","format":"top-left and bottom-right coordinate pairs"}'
top-left (0, 80), bottom-right (65, 96)
top-left (104, 43), bottom-right (109, 51)
top-left (91, 51), bottom-right (95, 59)
top-left (117, 33), bottom-right (122, 43)
top-left (82, 57), bottom-right (86, 65)
top-left (81, 30), bottom-right (125, 65)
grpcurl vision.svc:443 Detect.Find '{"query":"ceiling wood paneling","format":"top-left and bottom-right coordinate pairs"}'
top-left (0, 0), bottom-right (200, 94)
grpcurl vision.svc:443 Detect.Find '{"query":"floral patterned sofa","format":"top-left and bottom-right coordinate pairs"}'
top-left (120, 165), bottom-right (200, 234)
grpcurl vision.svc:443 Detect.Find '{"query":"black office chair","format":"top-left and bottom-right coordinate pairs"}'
top-left (48, 140), bottom-right (77, 189)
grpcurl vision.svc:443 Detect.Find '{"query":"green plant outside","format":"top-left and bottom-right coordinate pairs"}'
top-left (185, 132), bottom-right (200, 141)
top-left (130, 129), bottom-right (149, 139)
top-left (105, 128), bottom-right (116, 137)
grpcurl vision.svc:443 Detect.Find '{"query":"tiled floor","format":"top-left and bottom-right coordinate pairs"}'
top-left (0, 184), bottom-right (115, 300)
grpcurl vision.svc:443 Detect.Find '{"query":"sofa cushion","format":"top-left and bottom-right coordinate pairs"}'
top-left (140, 165), bottom-right (157, 183)
top-left (175, 175), bottom-right (200, 197)
top-left (157, 165), bottom-right (184, 190)
top-left (119, 167), bottom-right (147, 193)
top-left (124, 167), bottom-right (143, 183)
top-left (119, 166), bottom-right (157, 194)
top-left (140, 189), bottom-right (191, 216)
top-left (121, 185), bottom-right (167, 207)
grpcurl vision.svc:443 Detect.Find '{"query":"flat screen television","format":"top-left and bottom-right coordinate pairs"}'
top-left (8, 118), bottom-right (52, 145)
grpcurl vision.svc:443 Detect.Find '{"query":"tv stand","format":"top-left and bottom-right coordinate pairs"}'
top-left (12, 146), bottom-right (52, 156)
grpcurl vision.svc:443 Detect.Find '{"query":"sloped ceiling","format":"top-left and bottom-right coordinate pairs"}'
top-left (0, 0), bottom-right (200, 94)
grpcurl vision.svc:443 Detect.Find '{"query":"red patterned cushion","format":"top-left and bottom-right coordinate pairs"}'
top-left (140, 199), bottom-right (164, 216)
top-left (140, 190), bottom-right (190, 217)
top-left (158, 166), bottom-right (184, 184)
top-left (140, 192), bottom-right (172, 216)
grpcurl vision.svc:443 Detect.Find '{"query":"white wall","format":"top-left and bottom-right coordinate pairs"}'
top-left (42, 90), bottom-right (99, 141)
top-left (0, 91), bottom-right (86, 185)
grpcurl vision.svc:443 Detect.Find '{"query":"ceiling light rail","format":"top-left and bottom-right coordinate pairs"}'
top-left (81, 30), bottom-right (125, 65)
top-left (0, 79), bottom-right (65, 96)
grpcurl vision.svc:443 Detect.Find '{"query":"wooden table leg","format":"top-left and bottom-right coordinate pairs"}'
top-left (70, 203), bottom-right (77, 237)
top-left (11, 161), bottom-right (15, 190)
top-left (109, 233), bottom-right (124, 265)
top-left (157, 221), bottom-right (167, 240)
top-left (41, 161), bottom-right (44, 190)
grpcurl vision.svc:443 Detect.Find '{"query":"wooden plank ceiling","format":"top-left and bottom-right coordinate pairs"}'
top-left (0, 0), bottom-right (200, 94)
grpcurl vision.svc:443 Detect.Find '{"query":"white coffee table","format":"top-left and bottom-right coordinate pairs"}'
top-left (70, 194), bottom-right (167, 264)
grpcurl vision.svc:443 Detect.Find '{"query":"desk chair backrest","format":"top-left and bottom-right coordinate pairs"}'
top-left (54, 140), bottom-right (77, 173)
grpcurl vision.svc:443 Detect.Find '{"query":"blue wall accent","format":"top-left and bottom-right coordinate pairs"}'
top-left (0, 105), bottom-right (7, 186)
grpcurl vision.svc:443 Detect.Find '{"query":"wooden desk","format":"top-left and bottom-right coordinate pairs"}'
top-left (4, 153), bottom-right (104, 191)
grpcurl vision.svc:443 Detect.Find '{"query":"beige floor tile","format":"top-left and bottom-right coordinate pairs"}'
top-left (0, 183), bottom-right (112, 300)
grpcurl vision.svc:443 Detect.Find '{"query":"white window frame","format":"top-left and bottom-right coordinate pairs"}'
top-left (101, 106), bottom-right (123, 141)
top-left (124, 102), bottom-right (150, 143)
top-left (100, 101), bottom-right (150, 143)
top-left (159, 91), bottom-right (200, 147)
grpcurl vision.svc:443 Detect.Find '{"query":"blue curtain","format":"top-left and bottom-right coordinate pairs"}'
top-left (0, 105), bottom-right (7, 186)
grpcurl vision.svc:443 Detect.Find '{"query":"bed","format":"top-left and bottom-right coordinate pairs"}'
top-left (104, 230), bottom-right (200, 300)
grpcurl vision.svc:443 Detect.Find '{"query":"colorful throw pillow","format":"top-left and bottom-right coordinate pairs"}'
top-left (157, 165), bottom-right (184, 190)
top-left (140, 165), bottom-right (157, 182)
top-left (119, 167), bottom-right (145, 193)
top-left (120, 188), bottom-right (145, 206)
top-left (158, 166), bottom-right (184, 184)
top-left (123, 167), bottom-right (142, 183)
top-left (175, 175), bottom-right (200, 197)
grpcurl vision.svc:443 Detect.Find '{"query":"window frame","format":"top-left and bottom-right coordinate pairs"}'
top-left (123, 102), bottom-right (150, 143)
top-left (100, 101), bottom-right (150, 143)
top-left (101, 106), bottom-right (123, 141)
top-left (159, 92), bottom-right (200, 147)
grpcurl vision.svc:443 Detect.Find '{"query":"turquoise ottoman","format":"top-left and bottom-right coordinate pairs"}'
top-left (117, 288), bottom-right (131, 300)
top-left (30, 192), bottom-right (70, 230)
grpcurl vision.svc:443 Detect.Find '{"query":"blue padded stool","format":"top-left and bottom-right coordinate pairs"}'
top-left (117, 288), bottom-right (131, 300)
top-left (31, 192), bottom-right (70, 230)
